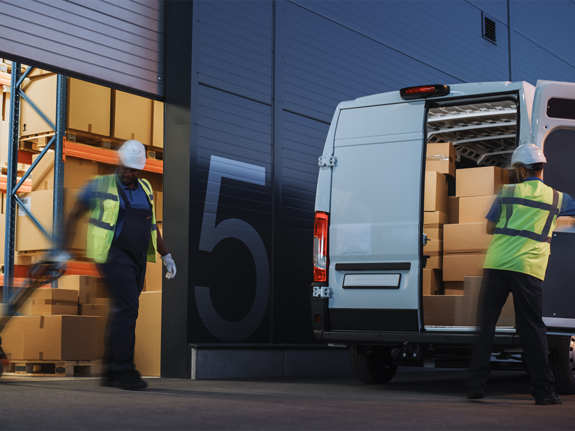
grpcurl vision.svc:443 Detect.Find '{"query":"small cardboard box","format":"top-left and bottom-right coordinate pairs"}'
top-left (426, 142), bottom-right (456, 178)
top-left (424, 226), bottom-right (443, 241)
top-left (424, 239), bottom-right (442, 256)
top-left (459, 195), bottom-right (498, 224)
top-left (443, 253), bottom-right (486, 281)
top-left (447, 196), bottom-right (459, 224)
top-left (58, 275), bottom-right (99, 304)
top-left (426, 255), bottom-right (442, 270)
top-left (555, 216), bottom-right (575, 230)
top-left (134, 291), bottom-right (162, 376)
top-left (28, 288), bottom-right (78, 316)
top-left (424, 171), bottom-right (448, 213)
top-left (456, 167), bottom-right (509, 197)
top-left (423, 269), bottom-right (442, 295)
top-left (423, 295), bottom-right (465, 326)
top-left (444, 281), bottom-right (464, 295)
top-left (460, 276), bottom-right (515, 326)
top-left (31, 151), bottom-right (98, 191)
top-left (23, 315), bottom-right (100, 360)
top-left (424, 211), bottom-right (448, 226)
top-left (444, 223), bottom-right (492, 254)
top-left (112, 90), bottom-right (153, 146)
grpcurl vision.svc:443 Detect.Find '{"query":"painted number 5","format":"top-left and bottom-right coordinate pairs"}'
top-left (195, 155), bottom-right (270, 341)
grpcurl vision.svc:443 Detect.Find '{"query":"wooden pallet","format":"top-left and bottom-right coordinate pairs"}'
top-left (13, 359), bottom-right (102, 377)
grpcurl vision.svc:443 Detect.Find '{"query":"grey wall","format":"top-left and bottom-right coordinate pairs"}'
top-left (0, 0), bottom-right (165, 98)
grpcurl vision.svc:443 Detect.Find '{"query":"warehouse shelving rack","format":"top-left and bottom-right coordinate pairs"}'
top-left (1, 62), bottom-right (162, 303)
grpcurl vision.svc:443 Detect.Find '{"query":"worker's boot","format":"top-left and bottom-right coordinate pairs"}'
top-left (115, 369), bottom-right (148, 391)
top-left (535, 390), bottom-right (562, 405)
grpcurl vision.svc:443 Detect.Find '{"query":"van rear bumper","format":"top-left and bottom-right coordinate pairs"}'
top-left (314, 330), bottom-right (521, 348)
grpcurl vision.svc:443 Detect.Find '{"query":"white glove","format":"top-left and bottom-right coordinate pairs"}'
top-left (48, 250), bottom-right (72, 271)
top-left (161, 253), bottom-right (177, 280)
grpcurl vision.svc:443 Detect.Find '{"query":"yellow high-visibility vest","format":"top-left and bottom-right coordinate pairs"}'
top-left (483, 180), bottom-right (563, 280)
top-left (86, 175), bottom-right (158, 264)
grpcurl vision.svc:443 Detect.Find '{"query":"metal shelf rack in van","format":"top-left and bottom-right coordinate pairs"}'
top-left (427, 100), bottom-right (517, 167)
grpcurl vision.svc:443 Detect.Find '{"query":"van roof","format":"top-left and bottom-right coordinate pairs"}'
top-left (340, 81), bottom-right (535, 109)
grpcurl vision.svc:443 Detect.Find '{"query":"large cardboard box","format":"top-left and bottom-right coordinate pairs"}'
top-left (112, 90), bottom-right (153, 146)
top-left (424, 226), bottom-right (442, 241)
top-left (460, 276), bottom-right (515, 326)
top-left (154, 191), bottom-right (163, 222)
top-left (152, 100), bottom-right (164, 148)
top-left (424, 211), bottom-right (448, 226)
top-left (424, 239), bottom-right (442, 256)
top-left (134, 291), bottom-right (161, 376)
top-left (58, 275), bottom-right (99, 304)
top-left (31, 151), bottom-right (98, 191)
top-left (444, 281), bottom-right (464, 296)
top-left (426, 142), bottom-right (456, 177)
top-left (423, 295), bottom-right (465, 326)
top-left (447, 196), bottom-right (459, 224)
top-left (80, 298), bottom-right (110, 357)
top-left (22, 315), bottom-right (100, 360)
top-left (20, 74), bottom-right (57, 136)
top-left (67, 78), bottom-right (112, 136)
top-left (145, 259), bottom-right (163, 292)
top-left (555, 216), bottom-right (575, 230)
top-left (443, 253), bottom-right (486, 281)
top-left (424, 171), bottom-right (448, 213)
top-left (459, 195), bottom-right (498, 223)
top-left (456, 167), bottom-right (509, 197)
top-left (16, 188), bottom-right (88, 252)
top-left (444, 223), bottom-right (492, 254)
top-left (0, 316), bottom-right (27, 360)
top-left (28, 288), bottom-right (78, 315)
top-left (426, 255), bottom-right (442, 270)
top-left (423, 269), bottom-right (442, 295)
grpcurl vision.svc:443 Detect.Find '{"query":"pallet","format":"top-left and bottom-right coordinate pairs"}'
top-left (13, 359), bottom-right (102, 377)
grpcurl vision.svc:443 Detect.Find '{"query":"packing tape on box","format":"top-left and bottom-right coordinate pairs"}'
top-left (44, 299), bottom-right (78, 306)
top-left (427, 155), bottom-right (451, 161)
top-left (39, 315), bottom-right (44, 329)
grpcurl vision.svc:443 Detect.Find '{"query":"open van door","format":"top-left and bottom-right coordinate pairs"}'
top-left (328, 100), bottom-right (426, 333)
top-left (533, 81), bottom-right (575, 332)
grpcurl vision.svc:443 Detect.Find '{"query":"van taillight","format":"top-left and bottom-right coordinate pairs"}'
top-left (399, 84), bottom-right (450, 100)
top-left (313, 211), bottom-right (329, 282)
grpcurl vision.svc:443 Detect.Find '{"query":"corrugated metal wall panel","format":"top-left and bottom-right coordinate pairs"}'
top-left (467, 0), bottom-right (508, 23)
top-left (197, 0), bottom-right (273, 105)
top-left (511, 33), bottom-right (575, 85)
top-left (283, 2), bottom-right (461, 123)
top-left (290, 0), bottom-right (509, 84)
top-left (0, 0), bottom-right (164, 97)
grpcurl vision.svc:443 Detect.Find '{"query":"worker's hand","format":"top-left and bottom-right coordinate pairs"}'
top-left (161, 253), bottom-right (177, 280)
top-left (47, 250), bottom-right (72, 271)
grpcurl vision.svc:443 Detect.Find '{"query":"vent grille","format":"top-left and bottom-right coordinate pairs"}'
top-left (483, 13), bottom-right (496, 44)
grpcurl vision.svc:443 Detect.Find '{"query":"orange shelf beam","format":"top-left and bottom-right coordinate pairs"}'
top-left (0, 262), bottom-right (100, 287)
top-left (63, 139), bottom-right (163, 174)
top-left (0, 175), bottom-right (31, 193)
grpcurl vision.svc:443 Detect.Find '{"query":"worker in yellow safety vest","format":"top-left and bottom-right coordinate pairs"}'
top-left (60, 140), bottom-right (176, 391)
top-left (467, 144), bottom-right (575, 405)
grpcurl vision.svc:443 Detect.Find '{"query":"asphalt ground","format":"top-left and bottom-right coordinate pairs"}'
top-left (0, 368), bottom-right (573, 430)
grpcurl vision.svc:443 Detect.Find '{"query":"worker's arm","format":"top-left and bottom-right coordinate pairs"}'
top-left (156, 227), bottom-right (168, 257)
top-left (486, 221), bottom-right (496, 235)
top-left (558, 193), bottom-right (575, 216)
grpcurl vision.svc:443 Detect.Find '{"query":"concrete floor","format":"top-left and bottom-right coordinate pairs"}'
top-left (0, 368), bottom-right (573, 430)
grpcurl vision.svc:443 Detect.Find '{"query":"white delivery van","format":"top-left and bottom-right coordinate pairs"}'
top-left (311, 81), bottom-right (575, 394)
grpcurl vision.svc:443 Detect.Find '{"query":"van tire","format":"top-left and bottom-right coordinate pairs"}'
top-left (548, 335), bottom-right (575, 395)
top-left (349, 346), bottom-right (397, 384)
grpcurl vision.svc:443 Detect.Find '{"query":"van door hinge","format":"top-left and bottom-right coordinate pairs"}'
top-left (318, 156), bottom-right (337, 167)
top-left (313, 286), bottom-right (332, 298)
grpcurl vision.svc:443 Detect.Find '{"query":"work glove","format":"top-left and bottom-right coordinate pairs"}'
top-left (47, 249), bottom-right (72, 271)
top-left (161, 253), bottom-right (177, 280)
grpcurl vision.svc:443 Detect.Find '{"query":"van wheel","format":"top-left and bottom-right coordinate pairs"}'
top-left (349, 346), bottom-right (397, 384)
top-left (549, 335), bottom-right (575, 395)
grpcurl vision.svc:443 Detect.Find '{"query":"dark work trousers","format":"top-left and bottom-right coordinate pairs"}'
top-left (468, 269), bottom-right (554, 398)
top-left (98, 246), bottom-right (147, 373)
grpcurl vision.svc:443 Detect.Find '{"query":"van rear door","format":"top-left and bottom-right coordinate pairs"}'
top-left (328, 101), bottom-right (426, 332)
top-left (532, 81), bottom-right (575, 332)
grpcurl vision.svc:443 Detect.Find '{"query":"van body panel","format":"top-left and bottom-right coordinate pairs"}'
top-left (315, 107), bottom-right (342, 212)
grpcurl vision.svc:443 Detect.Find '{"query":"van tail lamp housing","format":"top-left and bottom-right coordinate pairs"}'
top-left (400, 85), bottom-right (450, 100)
top-left (313, 211), bottom-right (329, 282)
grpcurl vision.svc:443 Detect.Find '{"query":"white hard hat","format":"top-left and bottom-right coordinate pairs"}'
top-left (118, 140), bottom-right (146, 170)
top-left (509, 144), bottom-right (546, 169)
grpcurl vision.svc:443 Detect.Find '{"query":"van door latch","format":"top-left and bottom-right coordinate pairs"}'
top-left (313, 286), bottom-right (332, 298)
top-left (318, 156), bottom-right (337, 167)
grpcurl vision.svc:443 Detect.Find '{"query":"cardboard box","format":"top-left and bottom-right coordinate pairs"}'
top-left (67, 78), bottom-right (112, 136)
top-left (447, 196), bottom-right (459, 224)
top-left (424, 171), bottom-right (448, 213)
top-left (134, 291), bottom-right (162, 376)
top-left (555, 216), bottom-right (575, 230)
top-left (444, 223), bottom-right (492, 254)
top-left (58, 275), bottom-right (99, 304)
top-left (424, 239), bottom-right (442, 256)
top-left (426, 255), bottom-right (442, 270)
top-left (145, 259), bottom-right (163, 292)
top-left (424, 226), bottom-right (442, 241)
top-left (423, 269), bottom-right (442, 295)
top-left (456, 167), bottom-right (509, 197)
top-left (423, 295), bottom-right (465, 326)
top-left (80, 302), bottom-right (109, 318)
top-left (20, 75), bottom-right (57, 136)
top-left (424, 211), bottom-right (448, 226)
top-left (444, 281), bottom-right (464, 295)
top-left (427, 142), bottom-right (456, 177)
top-left (112, 90), bottom-right (153, 146)
top-left (443, 253), bottom-right (486, 281)
top-left (16, 188), bottom-right (88, 252)
top-left (152, 101), bottom-right (164, 148)
top-left (80, 298), bottom-right (110, 357)
top-left (0, 316), bottom-right (27, 360)
top-left (31, 151), bottom-right (98, 191)
top-left (459, 195), bottom-right (498, 223)
top-left (27, 288), bottom-right (78, 316)
top-left (154, 191), bottom-right (163, 222)
top-left (22, 315), bottom-right (100, 360)
top-left (460, 276), bottom-right (515, 326)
